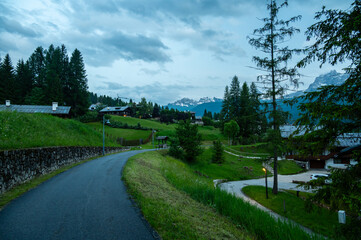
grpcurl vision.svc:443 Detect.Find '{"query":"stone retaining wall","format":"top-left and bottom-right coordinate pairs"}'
top-left (0, 146), bottom-right (125, 194)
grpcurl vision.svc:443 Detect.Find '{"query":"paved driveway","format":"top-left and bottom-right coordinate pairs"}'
top-left (0, 150), bottom-right (157, 240)
top-left (219, 170), bottom-right (327, 237)
top-left (220, 169), bottom-right (328, 196)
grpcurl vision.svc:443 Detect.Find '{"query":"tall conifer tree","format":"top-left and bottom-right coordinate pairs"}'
top-left (248, 0), bottom-right (301, 194)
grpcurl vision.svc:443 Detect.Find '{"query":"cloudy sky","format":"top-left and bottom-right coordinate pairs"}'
top-left (0, 0), bottom-right (353, 105)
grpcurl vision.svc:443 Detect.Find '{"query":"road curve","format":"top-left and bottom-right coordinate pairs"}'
top-left (0, 150), bottom-right (157, 240)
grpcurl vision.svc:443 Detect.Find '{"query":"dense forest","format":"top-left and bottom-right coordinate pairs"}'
top-left (0, 44), bottom-right (88, 116)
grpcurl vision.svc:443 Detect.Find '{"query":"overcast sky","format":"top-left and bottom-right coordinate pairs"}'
top-left (0, 0), bottom-right (353, 105)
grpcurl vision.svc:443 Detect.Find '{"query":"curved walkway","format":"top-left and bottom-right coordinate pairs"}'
top-left (0, 150), bottom-right (157, 240)
top-left (219, 170), bottom-right (328, 238)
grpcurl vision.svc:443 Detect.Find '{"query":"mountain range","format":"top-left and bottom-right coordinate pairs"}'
top-left (166, 70), bottom-right (348, 117)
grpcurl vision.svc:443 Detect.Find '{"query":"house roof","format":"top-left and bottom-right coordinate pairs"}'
top-left (280, 125), bottom-right (361, 148)
top-left (280, 125), bottom-right (306, 138)
top-left (336, 133), bottom-right (361, 147)
top-left (156, 136), bottom-right (168, 140)
top-left (337, 144), bottom-right (361, 156)
top-left (0, 104), bottom-right (71, 115)
top-left (99, 106), bottom-right (130, 113)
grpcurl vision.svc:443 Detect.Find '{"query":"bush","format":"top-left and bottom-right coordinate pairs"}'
top-left (76, 111), bottom-right (101, 123)
top-left (211, 140), bottom-right (224, 163)
top-left (168, 137), bottom-right (184, 160)
top-left (176, 120), bottom-right (203, 162)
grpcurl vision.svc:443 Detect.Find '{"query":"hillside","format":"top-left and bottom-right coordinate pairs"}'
top-left (108, 115), bottom-right (224, 141)
top-left (0, 112), bottom-right (119, 150)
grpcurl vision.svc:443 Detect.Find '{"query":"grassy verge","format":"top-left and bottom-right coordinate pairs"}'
top-left (278, 160), bottom-right (305, 175)
top-left (242, 185), bottom-right (338, 237)
top-left (0, 151), bottom-right (122, 209)
top-left (190, 148), bottom-right (265, 180)
top-left (123, 151), bottom-right (253, 240)
top-left (123, 151), bottom-right (323, 240)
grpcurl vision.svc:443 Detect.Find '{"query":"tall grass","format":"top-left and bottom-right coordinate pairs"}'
top-left (160, 153), bottom-right (324, 240)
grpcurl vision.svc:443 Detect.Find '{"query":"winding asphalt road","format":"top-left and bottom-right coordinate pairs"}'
top-left (0, 150), bottom-right (157, 240)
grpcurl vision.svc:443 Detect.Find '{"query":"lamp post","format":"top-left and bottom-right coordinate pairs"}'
top-left (263, 167), bottom-right (268, 199)
top-left (102, 114), bottom-right (105, 156)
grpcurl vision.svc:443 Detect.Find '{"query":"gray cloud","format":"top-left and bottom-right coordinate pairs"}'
top-left (95, 81), bottom-right (196, 105)
top-left (0, 16), bottom-right (40, 38)
top-left (140, 68), bottom-right (168, 76)
top-left (104, 32), bottom-right (171, 63)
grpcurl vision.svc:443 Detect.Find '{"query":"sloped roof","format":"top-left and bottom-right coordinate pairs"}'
top-left (280, 125), bottom-right (306, 138)
top-left (0, 104), bottom-right (71, 114)
top-left (336, 133), bottom-right (361, 147)
top-left (99, 106), bottom-right (130, 113)
top-left (280, 125), bottom-right (361, 147)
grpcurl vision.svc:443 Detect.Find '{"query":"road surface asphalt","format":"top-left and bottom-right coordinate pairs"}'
top-left (0, 150), bottom-right (157, 240)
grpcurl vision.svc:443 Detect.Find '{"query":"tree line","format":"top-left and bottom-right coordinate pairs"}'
top-left (0, 44), bottom-right (88, 116)
top-left (220, 76), bottom-right (268, 144)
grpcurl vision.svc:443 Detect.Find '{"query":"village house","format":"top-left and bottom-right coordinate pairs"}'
top-left (99, 106), bottom-right (132, 116)
top-left (281, 125), bottom-right (360, 169)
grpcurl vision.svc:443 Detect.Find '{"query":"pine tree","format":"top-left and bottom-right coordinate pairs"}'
top-left (250, 82), bottom-right (263, 135)
top-left (44, 45), bottom-right (63, 104)
top-left (239, 82), bottom-right (251, 138)
top-left (15, 60), bottom-right (34, 104)
top-left (220, 85), bottom-right (231, 128)
top-left (248, 0), bottom-right (301, 194)
top-left (228, 76), bottom-right (241, 121)
top-left (0, 54), bottom-right (16, 102)
top-left (0, 56), bottom-right (4, 103)
top-left (68, 49), bottom-right (89, 116)
top-left (28, 47), bottom-right (46, 104)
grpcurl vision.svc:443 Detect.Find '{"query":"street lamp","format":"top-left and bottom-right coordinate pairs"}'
top-left (262, 167), bottom-right (268, 199)
top-left (103, 115), bottom-right (105, 155)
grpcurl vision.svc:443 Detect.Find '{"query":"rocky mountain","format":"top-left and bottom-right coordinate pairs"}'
top-left (285, 70), bottom-right (348, 99)
top-left (167, 97), bottom-right (222, 114)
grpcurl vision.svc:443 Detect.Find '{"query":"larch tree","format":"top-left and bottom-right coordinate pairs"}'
top-left (248, 0), bottom-right (301, 194)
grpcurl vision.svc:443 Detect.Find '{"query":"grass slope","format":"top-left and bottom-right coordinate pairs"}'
top-left (278, 160), bottom-right (304, 175)
top-left (0, 111), bottom-right (119, 150)
top-left (123, 151), bottom-right (322, 240)
top-left (242, 186), bottom-right (337, 237)
top-left (86, 122), bottom-right (151, 140)
top-left (191, 148), bottom-right (265, 180)
top-left (123, 151), bottom-right (253, 240)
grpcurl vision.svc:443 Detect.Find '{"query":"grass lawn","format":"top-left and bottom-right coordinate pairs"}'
top-left (278, 160), bottom-right (304, 175)
top-left (242, 185), bottom-right (338, 237)
top-left (123, 151), bottom-right (321, 240)
top-left (225, 144), bottom-right (270, 157)
top-left (190, 148), bottom-right (266, 180)
top-left (86, 122), bottom-right (151, 140)
top-left (0, 111), bottom-right (119, 150)
top-left (123, 151), bottom-right (253, 240)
